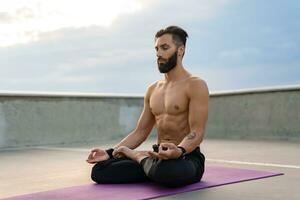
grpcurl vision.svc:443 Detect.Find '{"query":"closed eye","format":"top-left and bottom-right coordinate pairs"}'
top-left (155, 44), bottom-right (170, 51)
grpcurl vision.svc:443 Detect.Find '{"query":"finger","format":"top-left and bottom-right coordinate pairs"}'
top-left (115, 154), bottom-right (123, 158)
top-left (91, 148), bottom-right (100, 152)
top-left (86, 159), bottom-right (96, 164)
top-left (112, 150), bottom-right (119, 157)
top-left (114, 151), bottom-right (124, 158)
top-left (148, 151), bottom-right (160, 158)
top-left (160, 156), bottom-right (169, 160)
top-left (158, 150), bottom-right (171, 158)
top-left (160, 143), bottom-right (176, 149)
top-left (87, 152), bottom-right (94, 160)
top-left (148, 151), bottom-right (166, 159)
top-left (113, 151), bottom-right (119, 157)
top-left (158, 146), bottom-right (175, 158)
top-left (157, 152), bottom-right (169, 160)
top-left (159, 145), bottom-right (168, 152)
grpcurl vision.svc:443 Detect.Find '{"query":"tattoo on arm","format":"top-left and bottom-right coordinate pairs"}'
top-left (186, 132), bottom-right (196, 140)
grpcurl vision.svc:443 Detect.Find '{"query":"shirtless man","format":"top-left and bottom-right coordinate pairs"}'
top-left (86, 26), bottom-right (209, 187)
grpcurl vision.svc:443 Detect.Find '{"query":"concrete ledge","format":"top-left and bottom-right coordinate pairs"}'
top-left (210, 84), bottom-right (300, 96)
top-left (1, 84), bottom-right (300, 97)
top-left (0, 85), bottom-right (299, 148)
top-left (0, 90), bottom-right (143, 98)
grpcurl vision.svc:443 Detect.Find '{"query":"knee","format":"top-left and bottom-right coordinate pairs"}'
top-left (91, 162), bottom-right (107, 183)
top-left (148, 161), bottom-right (199, 187)
top-left (149, 160), bottom-right (189, 178)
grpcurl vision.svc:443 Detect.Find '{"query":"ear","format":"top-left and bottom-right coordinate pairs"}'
top-left (178, 46), bottom-right (185, 57)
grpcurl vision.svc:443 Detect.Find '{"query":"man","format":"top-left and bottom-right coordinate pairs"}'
top-left (86, 26), bottom-right (209, 187)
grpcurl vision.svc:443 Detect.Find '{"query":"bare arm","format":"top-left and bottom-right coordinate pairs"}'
top-left (177, 78), bottom-right (209, 153)
top-left (113, 83), bottom-right (156, 150)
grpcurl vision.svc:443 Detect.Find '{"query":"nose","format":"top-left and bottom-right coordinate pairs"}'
top-left (156, 49), bottom-right (162, 58)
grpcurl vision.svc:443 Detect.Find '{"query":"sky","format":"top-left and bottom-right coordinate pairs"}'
top-left (0, 0), bottom-right (299, 94)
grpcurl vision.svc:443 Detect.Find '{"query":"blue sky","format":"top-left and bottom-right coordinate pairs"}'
top-left (0, 0), bottom-right (299, 94)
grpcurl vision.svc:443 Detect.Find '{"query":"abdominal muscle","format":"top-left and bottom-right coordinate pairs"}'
top-left (155, 112), bottom-right (190, 145)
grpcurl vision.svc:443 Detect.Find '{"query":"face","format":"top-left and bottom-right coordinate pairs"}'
top-left (157, 49), bottom-right (178, 73)
top-left (155, 34), bottom-right (181, 73)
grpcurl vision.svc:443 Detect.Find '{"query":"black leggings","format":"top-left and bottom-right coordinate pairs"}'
top-left (91, 145), bottom-right (205, 187)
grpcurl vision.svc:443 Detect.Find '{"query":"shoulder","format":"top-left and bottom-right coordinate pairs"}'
top-left (186, 76), bottom-right (209, 97)
top-left (144, 80), bottom-right (159, 100)
top-left (147, 80), bottom-right (160, 93)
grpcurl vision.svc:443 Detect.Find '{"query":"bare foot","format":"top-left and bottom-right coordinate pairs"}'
top-left (115, 146), bottom-right (150, 163)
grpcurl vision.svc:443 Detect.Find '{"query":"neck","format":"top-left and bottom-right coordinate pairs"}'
top-left (164, 62), bottom-right (190, 82)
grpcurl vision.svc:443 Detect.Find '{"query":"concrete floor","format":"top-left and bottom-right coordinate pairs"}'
top-left (0, 139), bottom-right (299, 200)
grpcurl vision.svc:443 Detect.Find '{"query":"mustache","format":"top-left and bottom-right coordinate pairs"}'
top-left (157, 57), bottom-right (167, 62)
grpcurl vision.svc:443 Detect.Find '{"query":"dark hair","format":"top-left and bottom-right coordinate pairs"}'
top-left (155, 26), bottom-right (189, 47)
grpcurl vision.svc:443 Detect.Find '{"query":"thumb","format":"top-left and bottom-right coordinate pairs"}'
top-left (161, 143), bottom-right (176, 149)
top-left (91, 148), bottom-right (100, 152)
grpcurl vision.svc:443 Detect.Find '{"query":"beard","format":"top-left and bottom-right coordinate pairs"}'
top-left (157, 50), bottom-right (178, 73)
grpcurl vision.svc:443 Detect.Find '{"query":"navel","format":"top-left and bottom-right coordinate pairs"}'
top-left (174, 105), bottom-right (180, 110)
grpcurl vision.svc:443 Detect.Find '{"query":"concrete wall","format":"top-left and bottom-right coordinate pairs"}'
top-left (206, 85), bottom-right (300, 141)
top-left (0, 92), bottom-right (151, 148)
top-left (0, 85), bottom-right (299, 148)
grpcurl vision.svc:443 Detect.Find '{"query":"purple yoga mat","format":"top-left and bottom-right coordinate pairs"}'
top-left (2, 166), bottom-right (283, 200)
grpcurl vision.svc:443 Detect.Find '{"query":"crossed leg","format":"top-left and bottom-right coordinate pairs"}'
top-left (92, 146), bottom-right (205, 187)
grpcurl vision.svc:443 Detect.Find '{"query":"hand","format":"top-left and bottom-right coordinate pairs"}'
top-left (148, 143), bottom-right (182, 160)
top-left (112, 146), bottom-right (126, 158)
top-left (86, 148), bottom-right (109, 164)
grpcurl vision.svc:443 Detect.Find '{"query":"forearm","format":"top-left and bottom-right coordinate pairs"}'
top-left (113, 131), bottom-right (146, 150)
top-left (178, 130), bottom-right (204, 153)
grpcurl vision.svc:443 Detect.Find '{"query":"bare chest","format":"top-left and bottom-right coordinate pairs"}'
top-left (149, 83), bottom-right (189, 115)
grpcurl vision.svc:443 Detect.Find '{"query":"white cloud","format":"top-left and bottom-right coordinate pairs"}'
top-left (1, 0), bottom-right (298, 94)
top-left (0, 0), bottom-right (246, 93)
top-left (0, 0), bottom-right (142, 47)
top-left (0, 0), bottom-right (234, 47)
